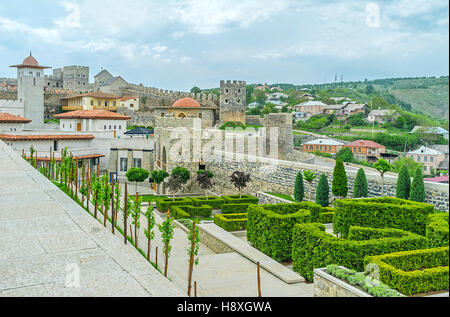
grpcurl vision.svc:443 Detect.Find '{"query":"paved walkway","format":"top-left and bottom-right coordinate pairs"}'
top-left (0, 141), bottom-right (183, 297)
top-left (74, 184), bottom-right (314, 297)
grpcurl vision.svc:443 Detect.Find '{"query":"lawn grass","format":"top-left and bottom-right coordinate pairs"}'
top-left (140, 194), bottom-right (167, 203)
top-left (265, 192), bottom-right (296, 202)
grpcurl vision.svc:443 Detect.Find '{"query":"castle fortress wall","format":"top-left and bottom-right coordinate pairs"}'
top-left (203, 150), bottom-right (449, 211)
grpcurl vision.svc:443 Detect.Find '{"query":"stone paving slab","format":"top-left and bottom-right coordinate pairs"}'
top-left (0, 141), bottom-right (184, 297)
top-left (197, 223), bottom-right (305, 284)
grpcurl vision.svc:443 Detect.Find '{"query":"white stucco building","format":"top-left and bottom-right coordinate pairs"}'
top-left (54, 110), bottom-right (131, 138)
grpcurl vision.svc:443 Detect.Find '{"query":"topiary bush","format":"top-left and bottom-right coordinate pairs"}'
top-left (396, 164), bottom-right (411, 200)
top-left (333, 197), bottom-right (434, 238)
top-left (170, 205), bottom-right (212, 219)
top-left (332, 158), bottom-right (348, 198)
top-left (315, 174), bottom-right (329, 207)
top-left (221, 203), bottom-right (251, 214)
top-left (294, 171), bottom-right (304, 202)
top-left (214, 213), bottom-right (247, 231)
top-left (365, 247), bottom-right (449, 295)
top-left (155, 197), bottom-right (194, 211)
top-left (353, 168), bottom-right (368, 198)
top-left (247, 204), bottom-right (311, 262)
top-left (190, 196), bottom-right (225, 209)
top-left (292, 223), bottom-right (428, 281)
top-left (426, 213), bottom-right (449, 248)
top-left (222, 194), bottom-right (259, 205)
top-left (410, 167), bottom-right (425, 202)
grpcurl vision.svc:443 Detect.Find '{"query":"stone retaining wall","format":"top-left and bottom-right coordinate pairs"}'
top-left (313, 268), bottom-right (371, 297)
top-left (206, 152), bottom-right (449, 211)
top-left (256, 191), bottom-right (294, 204)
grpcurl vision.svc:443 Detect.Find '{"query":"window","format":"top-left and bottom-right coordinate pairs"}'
top-left (161, 113), bottom-right (165, 117)
top-left (120, 158), bottom-right (128, 172)
top-left (417, 156), bottom-right (420, 162)
top-left (430, 157), bottom-right (434, 163)
top-left (237, 99), bottom-right (241, 104)
top-left (109, 125), bottom-right (111, 129)
top-left (130, 104), bottom-right (134, 107)
top-left (98, 101), bottom-right (101, 106)
top-left (91, 100), bottom-right (94, 106)
top-left (114, 125), bottom-right (116, 129)
top-left (199, 113), bottom-right (202, 119)
top-left (133, 158), bottom-right (142, 168)
top-left (358, 148), bottom-right (361, 153)
top-left (424, 156), bottom-right (428, 163)
top-left (119, 125), bottom-right (121, 130)
top-left (238, 89), bottom-right (241, 93)
top-left (104, 125), bottom-right (106, 129)
top-left (225, 99), bottom-right (229, 104)
top-left (225, 88), bottom-right (229, 93)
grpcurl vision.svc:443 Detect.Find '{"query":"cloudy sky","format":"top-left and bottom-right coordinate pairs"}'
top-left (0, 0), bottom-right (448, 91)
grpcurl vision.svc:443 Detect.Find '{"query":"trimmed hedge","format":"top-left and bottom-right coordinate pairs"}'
top-left (333, 197), bottom-right (434, 238)
top-left (292, 223), bottom-right (429, 281)
top-left (365, 247), bottom-right (449, 295)
top-left (247, 203), bottom-right (312, 262)
top-left (170, 205), bottom-right (212, 219)
top-left (426, 213), bottom-right (449, 248)
top-left (214, 213), bottom-right (247, 231)
top-left (221, 203), bottom-right (251, 214)
top-left (320, 212), bottom-right (335, 224)
top-left (222, 194), bottom-right (259, 205)
top-left (155, 197), bottom-right (194, 211)
top-left (190, 196), bottom-right (225, 209)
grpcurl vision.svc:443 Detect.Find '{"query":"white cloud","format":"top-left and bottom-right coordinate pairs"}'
top-left (180, 56), bottom-right (192, 63)
top-left (54, 1), bottom-right (81, 28)
top-left (252, 51), bottom-right (283, 60)
top-left (152, 45), bottom-right (167, 53)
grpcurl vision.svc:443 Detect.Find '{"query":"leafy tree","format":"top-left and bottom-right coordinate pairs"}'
top-left (365, 84), bottom-right (375, 95)
top-left (152, 170), bottom-right (169, 193)
top-left (229, 171), bottom-right (251, 198)
top-left (187, 220), bottom-right (200, 296)
top-left (396, 165), bottom-right (411, 200)
top-left (246, 85), bottom-right (254, 104)
top-left (126, 167), bottom-right (150, 192)
top-left (315, 174), bottom-right (330, 207)
top-left (190, 86), bottom-right (201, 94)
top-left (348, 113), bottom-right (366, 127)
top-left (370, 96), bottom-right (389, 109)
top-left (158, 215), bottom-right (174, 277)
top-left (294, 171), bottom-right (304, 202)
top-left (353, 168), bottom-right (368, 198)
top-left (337, 147), bottom-right (354, 163)
top-left (144, 205), bottom-right (156, 261)
top-left (248, 106), bottom-right (262, 115)
top-left (374, 159), bottom-right (392, 196)
top-left (129, 194), bottom-right (142, 247)
top-left (100, 174), bottom-right (112, 227)
top-left (196, 170), bottom-right (214, 199)
top-left (171, 166), bottom-right (190, 184)
top-left (255, 90), bottom-right (266, 105)
top-left (167, 174), bottom-right (185, 199)
top-left (303, 170), bottom-right (317, 200)
top-left (410, 167), bottom-right (426, 202)
top-left (332, 158), bottom-right (348, 198)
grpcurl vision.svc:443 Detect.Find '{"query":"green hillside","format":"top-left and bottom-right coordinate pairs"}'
top-left (261, 76), bottom-right (449, 120)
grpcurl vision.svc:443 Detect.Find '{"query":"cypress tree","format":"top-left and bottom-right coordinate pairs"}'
top-left (410, 167), bottom-right (426, 202)
top-left (294, 171), bottom-right (304, 202)
top-left (353, 168), bottom-right (368, 198)
top-left (316, 174), bottom-right (329, 207)
top-left (396, 164), bottom-right (411, 200)
top-left (332, 158), bottom-right (348, 198)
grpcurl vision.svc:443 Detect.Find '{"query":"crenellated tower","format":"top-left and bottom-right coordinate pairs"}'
top-left (219, 80), bottom-right (246, 125)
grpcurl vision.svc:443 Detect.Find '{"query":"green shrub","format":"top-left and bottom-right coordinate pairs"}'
top-left (396, 165), bottom-right (411, 200)
top-left (222, 194), bottom-right (259, 205)
top-left (190, 196), bottom-right (225, 209)
top-left (214, 213), bottom-right (247, 231)
top-left (294, 171), bottom-right (304, 202)
top-left (221, 203), bottom-right (250, 214)
top-left (170, 205), bottom-right (212, 219)
top-left (315, 174), bottom-right (329, 207)
top-left (426, 213), bottom-right (449, 248)
top-left (365, 247), bottom-right (449, 295)
top-left (332, 158), bottom-right (348, 198)
top-left (320, 211), bottom-right (335, 224)
top-left (333, 197), bottom-right (434, 238)
top-left (325, 265), bottom-right (404, 297)
top-left (292, 223), bottom-right (428, 281)
top-left (155, 197), bottom-right (194, 211)
top-left (353, 168), bottom-right (368, 198)
top-left (247, 203), bottom-right (312, 261)
top-left (410, 167), bottom-right (425, 202)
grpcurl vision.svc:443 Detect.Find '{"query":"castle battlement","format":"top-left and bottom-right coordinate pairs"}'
top-left (123, 84), bottom-right (219, 102)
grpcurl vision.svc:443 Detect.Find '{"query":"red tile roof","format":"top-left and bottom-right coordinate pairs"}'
top-left (0, 134), bottom-right (94, 141)
top-left (172, 97), bottom-right (201, 108)
top-left (61, 92), bottom-right (121, 100)
top-left (0, 113), bottom-right (32, 123)
top-left (120, 96), bottom-right (138, 101)
top-left (25, 154), bottom-right (105, 161)
top-left (424, 176), bottom-right (449, 183)
top-left (344, 140), bottom-right (385, 148)
top-left (54, 110), bottom-right (130, 120)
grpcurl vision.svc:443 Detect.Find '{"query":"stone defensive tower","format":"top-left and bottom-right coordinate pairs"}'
top-left (263, 113), bottom-right (294, 160)
top-left (10, 54), bottom-right (49, 129)
top-left (219, 80), bottom-right (246, 125)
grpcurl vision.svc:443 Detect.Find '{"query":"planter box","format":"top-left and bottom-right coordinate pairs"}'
top-left (313, 268), bottom-right (372, 297)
